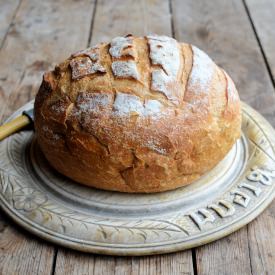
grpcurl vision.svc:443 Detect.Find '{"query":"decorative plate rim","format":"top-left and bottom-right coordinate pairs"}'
top-left (0, 101), bottom-right (274, 256)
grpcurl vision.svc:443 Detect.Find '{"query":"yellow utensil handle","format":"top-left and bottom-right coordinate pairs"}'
top-left (0, 115), bottom-right (31, 141)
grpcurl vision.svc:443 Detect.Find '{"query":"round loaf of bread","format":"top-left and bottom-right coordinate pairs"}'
top-left (34, 34), bottom-right (241, 193)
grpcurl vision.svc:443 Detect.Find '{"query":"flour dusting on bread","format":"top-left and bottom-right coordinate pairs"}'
top-left (147, 35), bottom-right (180, 77)
top-left (113, 92), bottom-right (162, 117)
top-left (223, 70), bottom-right (239, 103)
top-left (109, 36), bottom-right (135, 59)
top-left (72, 45), bottom-right (101, 61)
top-left (189, 46), bottom-right (214, 94)
top-left (76, 92), bottom-right (112, 113)
top-left (111, 61), bottom-right (139, 79)
top-left (147, 35), bottom-right (181, 102)
top-left (146, 139), bottom-right (167, 155)
top-left (35, 34), bottom-right (241, 193)
top-left (113, 93), bottom-right (143, 115)
top-left (70, 56), bottom-right (106, 80)
top-left (70, 45), bottom-right (106, 79)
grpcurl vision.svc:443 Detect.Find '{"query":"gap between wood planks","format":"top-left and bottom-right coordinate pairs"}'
top-left (242, 0), bottom-right (275, 90)
top-left (168, 0), bottom-right (175, 38)
top-left (191, 249), bottom-right (198, 275)
top-left (246, 226), bottom-right (253, 275)
top-left (87, 0), bottom-right (98, 47)
top-left (50, 247), bottom-right (58, 275)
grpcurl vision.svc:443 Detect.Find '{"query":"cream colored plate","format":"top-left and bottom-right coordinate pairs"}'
top-left (0, 101), bottom-right (275, 256)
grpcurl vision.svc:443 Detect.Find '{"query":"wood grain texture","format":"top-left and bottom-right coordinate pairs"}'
top-left (245, 0), bottom-right (275, 82)
top-left (130, 253), bottom-right (194, 275)
top-left (55, 250), bottom-right (194, 275)
top-left (0, 0), bottom-right (21, 47)
top-left (0, 212), bottom-right (54, 275)
top-left (54, 0), bottom-right (194, 273)
top-left (54, 249), bottom-right (94, 275)
top-left (247, 198), bottom-right (275, 274)
top-left (0, 0), bottom-right (95, 274)
top-left (196, 229), bottom-right (252, 275)
top-left (90, 0), bottom-right (172, 45)
top-left (171, 0), bottom-right (275, 274)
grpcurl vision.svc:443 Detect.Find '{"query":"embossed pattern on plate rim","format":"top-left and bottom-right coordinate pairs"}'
top-left (0, 101), bottom-right (274, 256)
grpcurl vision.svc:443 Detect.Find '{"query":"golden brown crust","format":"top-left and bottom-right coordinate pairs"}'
top-left (34, 35), bottom-right (241, 193)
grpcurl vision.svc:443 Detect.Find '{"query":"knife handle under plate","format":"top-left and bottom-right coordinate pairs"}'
top-left (0, 115), bottom-right (31, 141)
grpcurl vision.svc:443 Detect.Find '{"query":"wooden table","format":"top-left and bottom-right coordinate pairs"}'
top-left (0, 0), bottom-right (274, 274)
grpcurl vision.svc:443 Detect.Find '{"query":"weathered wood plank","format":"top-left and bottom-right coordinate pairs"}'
top-left (0, 0), bottom-right (96, 274)
top-left (196, 229), bottom-right (252, 275)
top-left (0, 212), bottom-right (54, 275)
top-left (246, 200), bottom-right (275, 274)
top-left (54, 249), bottom-right (96, 275)
top-left (55, 0), bottom-right (194, 273)
top-left (131, 253), bottom-right (194, 275)
top-left (245, 0), bottom-right (275, 82)
top-left (0, 0), bottom-right (21, 47)
top-left (172, 0), bottom-right (275, 274)
top-left (55, 251), bottom-right (194, 275)
top-left (90, 0), bottom-right (172, 45)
